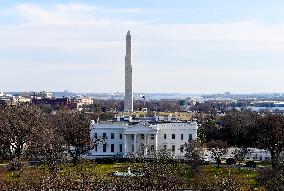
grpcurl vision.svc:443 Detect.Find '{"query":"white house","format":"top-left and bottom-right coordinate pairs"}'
top-left (86, 120), bottom-right (198, 158)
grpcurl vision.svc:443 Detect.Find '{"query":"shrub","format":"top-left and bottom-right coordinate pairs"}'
top-left (95, 157), bottom-right (115, 164)
top-left (6, 161), bottom-right (23, 172)
top-left (257, 165), bottom-right (284, 191)
top-left (245, 161), bottom-right (257, 168)
top-left (226, 158), bottom-right (236, 165)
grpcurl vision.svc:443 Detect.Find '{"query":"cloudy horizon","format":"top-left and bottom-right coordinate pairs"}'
top-left (1, 0), bottom-right (284, 94)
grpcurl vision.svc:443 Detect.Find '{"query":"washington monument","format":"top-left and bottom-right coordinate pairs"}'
top-left (124, 30), bottom-right (133, 112)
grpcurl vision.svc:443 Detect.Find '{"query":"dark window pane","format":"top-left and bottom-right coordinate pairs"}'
top-left (172, 145), bottom-right (175, 152)
top-left (111, 144), bottom-right (114, 152)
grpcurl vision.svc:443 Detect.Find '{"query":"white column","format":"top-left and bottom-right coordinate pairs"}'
top-left (134, 133), bottom-right (137, 154)
top-left (155, 134), bottom-right (158, 151)
top-left (124, 134), bottom-right (127, 157)
top-left (144, 133), bottom-right (147, 156)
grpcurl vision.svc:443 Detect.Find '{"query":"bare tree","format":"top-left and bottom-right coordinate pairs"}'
top-left (26, 114), bottom-right (66, 170)
top-left (257, 164), bottom-right (284, 191)
top-left (233, 147), bottom-right (251, 173)
top-left (0, 105), bottom-right (43, 160)
top-left (182, 140), bottom-right (204, 170)
top-left (206, 140), bottom-right (228, 168)
top-left (256, 114), bottom-right (284, 169)
top-left (54, 110), bottom-right (104, 165)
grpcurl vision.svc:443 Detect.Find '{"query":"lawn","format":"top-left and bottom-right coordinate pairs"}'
top-left (0, 161), bottom-right (267, 190)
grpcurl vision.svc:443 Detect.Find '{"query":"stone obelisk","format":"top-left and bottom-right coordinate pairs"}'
top-left (124, 30), bottom-right (133, 112)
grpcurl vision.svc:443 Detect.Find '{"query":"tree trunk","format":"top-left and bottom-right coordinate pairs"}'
top-left (15, 146), bottom-right (21, 160)
top-left (72, 155), bottom-right (78, 166)
top-left (270, 150), bottom-right (279, 169)
top-left (72, 148), bottom-right (81, 166)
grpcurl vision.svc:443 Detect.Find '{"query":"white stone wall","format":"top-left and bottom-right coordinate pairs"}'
top-left (87, 122), bottom-right (198, 158)
top-left (156, 122), bottom-right (198, 156)
top-left (124, 31), bottom-right (133, 112)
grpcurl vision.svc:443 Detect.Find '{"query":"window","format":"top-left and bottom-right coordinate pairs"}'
top-left (164, 145), bottom-right (167, 150)
top-left (111, 144), bottom-right (114, 152)
top-left (164, 134), bottom-right (167, 139)
top-left (94, 133), bottom-right (97, 139)
top-left (172, 145), bottom-right (175, 153)
top-left (151, 134), bottom-right (155, 140)
top-left (120, 134), bottom-right (123, 139)
top-left (131, 134), bottom-right (134, 140)
top-left (151, 145), bottom-right (155, 151)
top-left (95, 145), bottom-right (97, 152)
top-left (181, 134), bottom-right (183, 140)
top-left (188, 134), bottom-right (192, 140)
top-left (103, 144), bottom-right (106, 152)
top-left (132, 144), bottom-right (134, 152)
top-left (119, 144), bottom-right (123, 152)
top-left (141, 134), bottom-right (145, 140)
top-left (111, 133), bottom-right (114, 139)
top-left (172, 134), bottom-right (175, 139)
top-left (103, 133), bottom-right (106, 138)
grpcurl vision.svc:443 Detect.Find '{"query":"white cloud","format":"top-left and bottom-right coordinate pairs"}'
top-left (1, 3), bottom-right (284, 93)
top-left (1, 3), bottom-right (284, 51)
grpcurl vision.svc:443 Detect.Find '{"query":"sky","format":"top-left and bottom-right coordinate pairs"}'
top-left (1, 0), bottom-right (284, 94)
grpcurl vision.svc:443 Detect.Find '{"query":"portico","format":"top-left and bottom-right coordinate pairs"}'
top-left (123, 125), bottom-right (157, 157)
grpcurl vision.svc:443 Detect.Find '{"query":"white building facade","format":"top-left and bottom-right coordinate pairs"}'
top-left (87, 121), bottom-right (198, 158)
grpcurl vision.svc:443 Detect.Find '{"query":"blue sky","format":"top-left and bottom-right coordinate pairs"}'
top-left (1, 0), bottom-right (284, 93)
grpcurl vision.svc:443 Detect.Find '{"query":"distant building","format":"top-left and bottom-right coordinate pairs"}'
top-left (76, 97), bottom-right (93, 105)
top-left (0, 94), bottom-right (13, 105)
top-left (32, 97), bottom-right (72, 106)
top-left (40, 91), bottom-right (53, 99)
top-left (13, 96), bottom-right (31, 103)
top-left (225, 92), bottom-right (231, 96)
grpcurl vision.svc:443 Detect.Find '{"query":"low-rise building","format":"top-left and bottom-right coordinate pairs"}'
top-left (77, 97), bottom-right (93, 105)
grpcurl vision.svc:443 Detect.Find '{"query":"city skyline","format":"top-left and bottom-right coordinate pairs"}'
top-left (1, 1), bottom-right (284, 93)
